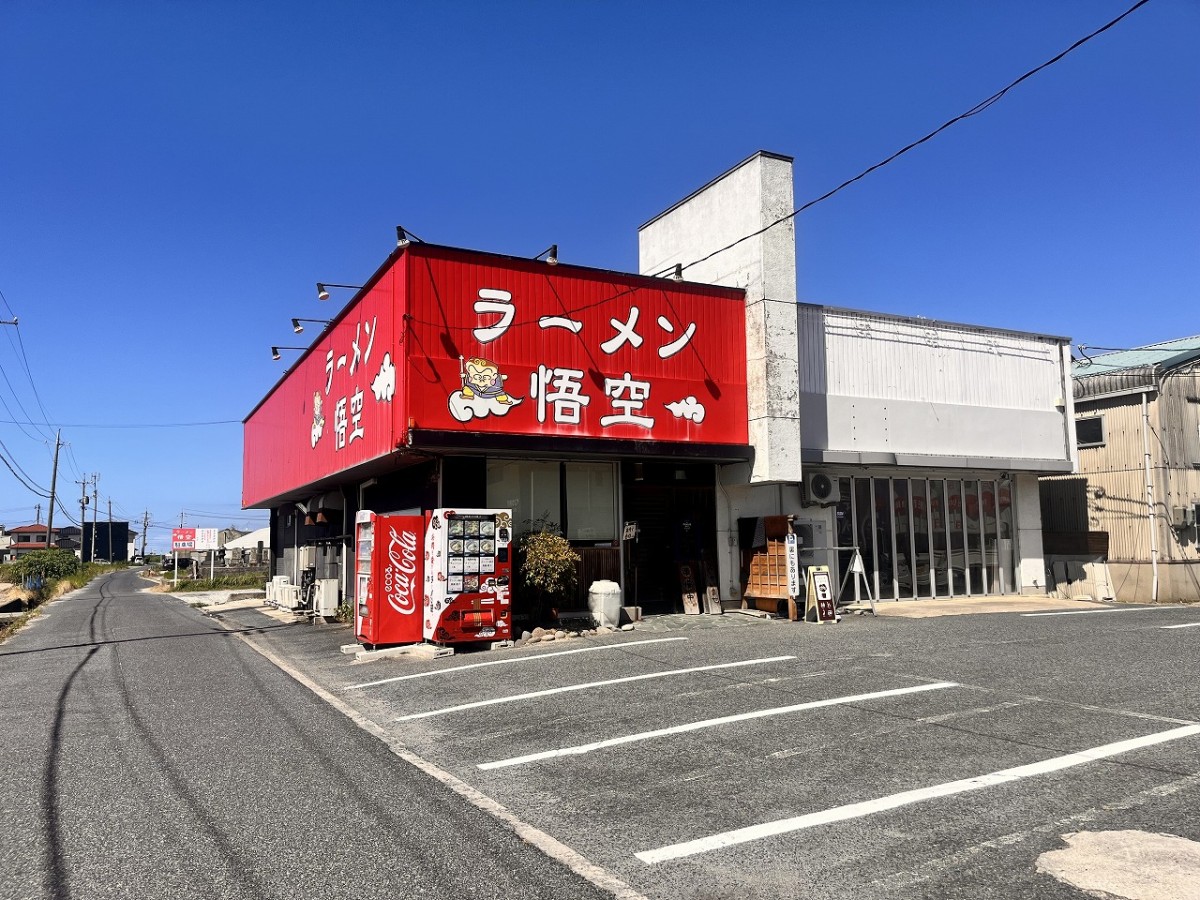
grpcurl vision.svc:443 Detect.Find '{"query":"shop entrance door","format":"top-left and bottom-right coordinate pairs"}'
top-left (621, 462), bottom-right (718, 612)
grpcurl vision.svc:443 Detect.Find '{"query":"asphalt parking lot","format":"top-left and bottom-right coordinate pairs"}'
top-left (210, 598), bottom-right (1200, 900)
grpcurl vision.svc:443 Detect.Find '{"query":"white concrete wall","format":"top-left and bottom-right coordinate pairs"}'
top-left (715, 467), bottom-right (807, 604)
top-left (1015, 473), bottom-right (1047, 594)
top-left (798, 307), bottom-right (1074, 468)
top-left (639, 151), bottom-right (803, 486)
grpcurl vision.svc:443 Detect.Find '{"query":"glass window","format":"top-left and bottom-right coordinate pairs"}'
top-left (892, 479), bottom-right (912, 599)
top-left (874, 478), bottom-right (897, 600)
top-left (997, 479), bottom-right (1015, 594)
top-left (911, 479), bottom-right (933, 598)
top-left (964, 479), bottom-right (982, 595)
top-left (1076, 416), bottom-right (1105, 448)
top-left (565, 463), bottom-right (616, 542)
top-left (929, 479), bottom-right (947, 597)
top-left (487, 460), bottom-right (561, 541)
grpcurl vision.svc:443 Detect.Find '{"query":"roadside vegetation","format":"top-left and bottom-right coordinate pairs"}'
top-left (159, 572), bottom-right (267, 593)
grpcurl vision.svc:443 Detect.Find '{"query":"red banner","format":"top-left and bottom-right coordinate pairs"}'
top-left (243, 246), bottom-right (748, 507)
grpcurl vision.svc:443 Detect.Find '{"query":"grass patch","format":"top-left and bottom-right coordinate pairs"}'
top-left (166, 574), bottom-right (267, 593)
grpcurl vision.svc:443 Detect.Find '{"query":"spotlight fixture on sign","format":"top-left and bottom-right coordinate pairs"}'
top-left (316, 282), bottom-right (362, 302)
top-left (291, 317), bottom-right (332, 334)
top-left (535, 244), bottom-right (559, 266)
top-left (396, 225), bottom-right (424, 248)
top-left (271, 346), bottom-right (306, 361)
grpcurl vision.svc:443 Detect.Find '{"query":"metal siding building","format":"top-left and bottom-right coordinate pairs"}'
top-left (1045, 339), bottom-right (1200, 602)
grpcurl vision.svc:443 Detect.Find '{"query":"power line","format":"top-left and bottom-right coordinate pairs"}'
top-left (394, 1), bottom-right (1156, 337)
top-left (668, 0), bottom-right (1155, 279)
top-left (0, 436), bottom-right (50, 495)
top-left (0, 418), bottom-right (241, 428)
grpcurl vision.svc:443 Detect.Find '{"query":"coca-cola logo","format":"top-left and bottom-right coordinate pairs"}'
top-left (384, 526), bottom-right (419, 615)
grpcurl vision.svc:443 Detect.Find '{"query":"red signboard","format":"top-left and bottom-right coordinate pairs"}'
top-left (171, 528), bottom-right (196, 551)
top-left (243, 245), bottom-right (748, 507)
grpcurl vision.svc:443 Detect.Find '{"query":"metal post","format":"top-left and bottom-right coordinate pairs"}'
top-left (1142, 392), bottom-right (1159, 601)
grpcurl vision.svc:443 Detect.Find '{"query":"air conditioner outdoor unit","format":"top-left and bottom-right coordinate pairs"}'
top-left (276, 585), bottom-right (302, 610)
top-left (313, 579), bottom-right (340, 617)
top-left (297, 546), bottom-right (316, 569)
top-left (804, 471), bottom-right (840, 505)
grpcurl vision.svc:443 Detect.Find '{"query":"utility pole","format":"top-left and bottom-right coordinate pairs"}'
top-left (35, 503), bottom-right (41, 525)
top-left (77, 477), bottom-right (91, 561)
top-left (106, 498), bottom-right (113, 561)
top-left (91, 475), bottom-right (99, 561)
top-left (140, 510), bottom-right (150, 558)
top-left (44, 430), bottom-right (62, 551)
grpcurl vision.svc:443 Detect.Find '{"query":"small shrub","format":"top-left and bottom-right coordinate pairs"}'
top-left (11, 549), bottom-right (80, 583)
top-left (519, 530), bottom-right (580, 598)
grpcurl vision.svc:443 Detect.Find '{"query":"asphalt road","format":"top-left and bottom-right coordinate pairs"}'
top-left (222, 591), bottom-right (1200, 900)
top-left (6, 574), bottom-right (1200, 899)
top-left (0, 570), bottom-right (616, 900)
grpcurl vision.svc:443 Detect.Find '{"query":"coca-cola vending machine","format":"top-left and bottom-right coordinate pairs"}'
top-left (354, 510), bottom-right (424, 647)
top-left (423, 508), bottom-right (513, 644)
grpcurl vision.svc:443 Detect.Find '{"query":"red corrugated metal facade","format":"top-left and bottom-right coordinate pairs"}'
top-left (243, 244), bottom-right (748, 507)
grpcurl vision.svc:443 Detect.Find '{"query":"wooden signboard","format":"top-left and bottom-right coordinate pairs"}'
top-left (702, 561), bottom-right (722, 615)
top-left (679, 564), bottom-right (701, 615)
top-left (805, 565), bottom-right (838, 624)
top-left (742, 515), bottom-right (790, 613)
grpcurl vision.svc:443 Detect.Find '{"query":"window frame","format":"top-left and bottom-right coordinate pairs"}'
top-left (1075, 415), bottom-right (1105, 449)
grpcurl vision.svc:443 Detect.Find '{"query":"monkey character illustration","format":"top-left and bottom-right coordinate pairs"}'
top-left (460, 356), bottom-right (511, 404)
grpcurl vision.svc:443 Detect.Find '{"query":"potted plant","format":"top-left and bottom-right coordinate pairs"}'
top-left (517, 523), bottom-right (580, 627)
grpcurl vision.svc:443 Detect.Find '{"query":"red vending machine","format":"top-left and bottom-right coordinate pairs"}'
top-left (423, 508), bottom-right (513, 644)
top-left (354, 510), bottom-right (425, 647)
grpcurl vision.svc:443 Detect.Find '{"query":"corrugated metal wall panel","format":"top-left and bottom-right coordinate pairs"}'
top-left (1039, 476), bottom-right (1088, 532)
top-left (814, 310), bottom-right (1063, 410)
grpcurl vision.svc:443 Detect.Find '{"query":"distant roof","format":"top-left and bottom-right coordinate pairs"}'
top-left (9, 523), bottom-right (56, 534)
top-left (1074, 335), bottom-right (1200, 377)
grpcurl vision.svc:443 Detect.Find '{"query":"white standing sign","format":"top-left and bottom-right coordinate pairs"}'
top-left (194, 528), bottom-right (219, 551)
top-left (785, 533), bottom-right (801, 597)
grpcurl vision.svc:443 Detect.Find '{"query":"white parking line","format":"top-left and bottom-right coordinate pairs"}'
top-left (478, 681), bottom-right (958, 770)
top-left (395, 656), bottom-right (796, 721)
top-left (1161, 622), bottom-right (1200, 629)
top-left (1021, 607), bottom-right (1178, 617)
top-left (635, 723), bottom-right (1200, 865)
top-left (346, 637), bottom-right (689, 690)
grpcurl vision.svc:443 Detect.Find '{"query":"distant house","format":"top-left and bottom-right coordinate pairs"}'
top-left (5, 523), bottom-right (66, 557)
top-left (1042, 336), bottom-right (1200, 602)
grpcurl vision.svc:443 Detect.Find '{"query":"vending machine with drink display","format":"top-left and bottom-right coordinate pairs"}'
top-left (423, 508), bottom-right (513, 644)
top-left (354, 510), bottom-right (425, 647)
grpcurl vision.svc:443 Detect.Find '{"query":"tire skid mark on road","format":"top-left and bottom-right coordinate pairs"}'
top-left (230, 627), bottom-right (652, 900)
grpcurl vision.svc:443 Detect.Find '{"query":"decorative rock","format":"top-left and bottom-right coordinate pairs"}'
top-left (521, 630), bottom-right (533, 641)
top-left (543, 632), bottom-right (555, 641)
top-left (555, 630), bottom-right (567, 640)
top-left (620, 624), bottom-right (635, 631)
top-left (531, 627), bottom-right (547, 639)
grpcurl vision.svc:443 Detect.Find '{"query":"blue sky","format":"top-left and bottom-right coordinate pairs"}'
top-left (1, 1), bottom-right (1196, 551)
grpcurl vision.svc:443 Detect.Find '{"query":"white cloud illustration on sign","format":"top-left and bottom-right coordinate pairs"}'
top-left (665, 396), bottom-right (705, 423)
top-left (371, 352), bottom-right (396, 402)
top-left (448, 391), bottom-right (522, 423)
